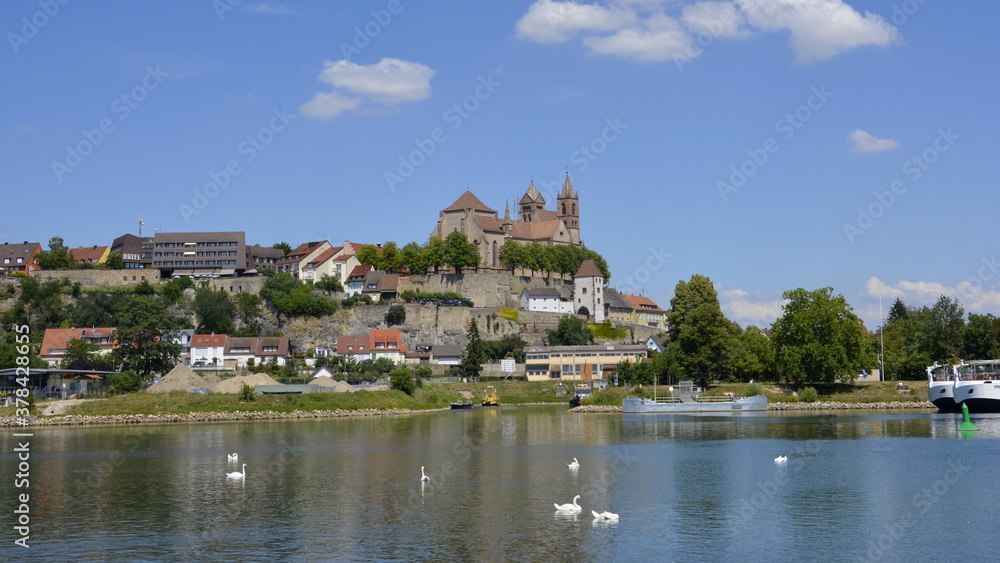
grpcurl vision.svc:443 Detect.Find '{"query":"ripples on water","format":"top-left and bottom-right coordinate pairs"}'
top-left (3, 408), bottom-right (1000, 561)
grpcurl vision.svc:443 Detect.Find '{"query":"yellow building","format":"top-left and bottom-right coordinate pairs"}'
top-left (524, 344), bottom-right (647, 382)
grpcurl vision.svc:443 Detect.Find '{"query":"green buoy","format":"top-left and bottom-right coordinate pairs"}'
top-left (958, 402), bottom-right (979, 436)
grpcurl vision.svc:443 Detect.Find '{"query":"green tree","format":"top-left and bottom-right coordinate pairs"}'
top-left (401, 242), bottom-right (426, 275)
top-left (731, 325), bottom-right (776, 382)
top-left (389, 367), bottom-right (416, 395)
top-left (924, 295), bottom-right (966, 362)
top-left (315, 275), bottom-right (344, 292)
top-left (385, 304), bottom-right (406, 326)
top-left (498, 239), bottom-right (524, 273)
top-left (60, 338), bottom-right (99, 369)
top-left (356, 245), bottom-right (383, 269)
top-left (34, 236), bottom-right (74, 270)
top-left (381, 241), bottom-right (406, 273)
top-left (771, 287), bottom-right (875, 383)
top-left (461, 318), bottom-right (485, 381)
top-left (272, 242), bottom-right (292, 255)
top-left (111, 294), bottom-right (184, 380)
top-left (963, 313), bottom-right (1000, 360)
top-left (546, 315), bottom-right (594, 346)
top-left (104, 253), bottom-right (124, 269)
top-left (193, 287), bottom-right (237, 333)
top-left (444, 232), bottom-right (480, 273)
top-left (664, 274), bottom-right (737, 386)
top-left (423, 236), bottom-right (447, 274)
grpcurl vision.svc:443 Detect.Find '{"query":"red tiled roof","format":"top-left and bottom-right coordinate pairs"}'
top-left (336, 334), bottom-right (371, 354)
top-left (40, 327), bottom-right (118, 356)
top-left (575, 259), bottom-right (603, 278)
top-left (70, 246), bottom-right (108, 263)
top-left (621, 294), bottom-right (665, 313)
top-left (443, 190), bottom-right (495, 213)
top-left (192, 334), bottom-right (228, 346)
top-left (305, 247), bottom-right (342, 268)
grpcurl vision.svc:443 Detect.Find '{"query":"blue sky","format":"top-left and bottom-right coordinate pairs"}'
top-left (3, 0), bottom-right (997, 329)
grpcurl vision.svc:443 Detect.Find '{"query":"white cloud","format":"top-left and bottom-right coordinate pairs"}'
top-left (681, 1), bottom-right (751, 38)
top-left (864, 276), bottom-right (1000, 316)
top-left (848, 129), bottom-right (900, 153)
top-left (516, 0), bottom-right (899, 65)
top-left (515, 0), bottom-right (638, 43)
top-left (583, 13), bottom-right (691, 62)
top-left (301, 58), bottom-right (434, 119)
top-left (300, 92), bottom-right (363, 119)
top-left (724, 297), bottom-right (788, 327)
top-left (734, 0), bottom-right (901, 64)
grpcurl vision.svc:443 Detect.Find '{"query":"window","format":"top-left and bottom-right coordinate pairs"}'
top-left (262, 346), bottom-right (278, 352)
top-left (582, 288), bottom-right (587, 294)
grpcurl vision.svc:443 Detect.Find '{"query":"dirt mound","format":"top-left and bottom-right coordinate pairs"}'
top-left (309, 376), bottom-right (357, 393)
top-left (211, 372), bottom-right (281, 394)
top-left (147, 364), bottom-right (211, 393)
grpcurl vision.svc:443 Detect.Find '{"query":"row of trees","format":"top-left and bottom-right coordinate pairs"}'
top-left (31, 237), bottom-right (127, 270)
top-left (352, 232), bottom-right (611, 279)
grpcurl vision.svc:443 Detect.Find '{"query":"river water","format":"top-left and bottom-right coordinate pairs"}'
top-left (3, 406), bottom-right (1000, 562)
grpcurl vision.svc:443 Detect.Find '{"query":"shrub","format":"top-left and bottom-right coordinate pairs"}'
top-left (415, 365), bottom-right (433, 379)
top-left (390, 368), bottom-right (416, 395)
top-left (106, 371), bottom-right (143, 395)
top-left (800, 386), bottom-right (819, 403)
top-left (385, 304), bottom-right (406, 326)
top-left (744, 382), bottom-right (764, 398)
top-left (239, 383), bottom-right (256, 402)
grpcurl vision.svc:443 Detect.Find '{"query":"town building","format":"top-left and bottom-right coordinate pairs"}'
top-left (39, 327), bottom-right (118, 367)
top-left (277, 241), bottom-right (332, 279)
top-left (621, 293), bottom-right (667, 328)
top-left (0, 241), bottom-right (42, 274)
top-left (523, 344), bottom-right (647, 382)
top-left (573, 259), bottom-right (605, 322)
top-left (520, 287), bottom-right (573, 314)
top-left (70, 245), bottom-right (110, 266)
top-left (190, 334), bottom-right (227, 366)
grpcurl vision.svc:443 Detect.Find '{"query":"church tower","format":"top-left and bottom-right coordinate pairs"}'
top-left (519, 180), bottom-right (545, 222)
top-left (557, 173), bottom-right (580, 243)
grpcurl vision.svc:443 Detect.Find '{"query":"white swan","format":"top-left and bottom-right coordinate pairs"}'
top-left (420, 466), bottom-right (430, 482)
top-left (226, 463), bottom-right (246, 479)
top-left (567, 457), bottom-right (580, 469)
top-left (592, 509), bottom-right (619, 521)
top-left (228, 453), bottom-right (238, 462)
top-left (554, 495), bottom-right (582, 513)
top-left (775, 455), bottom-right (787, 463)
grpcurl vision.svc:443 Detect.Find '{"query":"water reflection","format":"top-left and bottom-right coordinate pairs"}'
top-left (2, 406), bottom-right (999, 561)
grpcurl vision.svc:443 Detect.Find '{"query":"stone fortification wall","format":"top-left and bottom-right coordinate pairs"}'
top-left (399, 272), bottom-right (573, 308)
top-left (30, 269), bottom-right (162, 287)
top-left (208, 276), bottom-right (267, 294)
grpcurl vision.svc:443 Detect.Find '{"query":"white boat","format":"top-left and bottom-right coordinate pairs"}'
top-left (953, 360), bottom-right (1000, 413)
top-left (622, 394), bottom-right (768, 413)
top-left (926, 362), bottom-right (960, 413)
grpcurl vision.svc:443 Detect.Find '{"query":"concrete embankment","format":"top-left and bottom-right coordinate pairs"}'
top-left (1, 408), bottom-right (417, 427)
top-left (570, 401), bottom-right (936, 413)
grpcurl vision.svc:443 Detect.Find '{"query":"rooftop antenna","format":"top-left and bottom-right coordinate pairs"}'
top-left (138, 215), bottom-right (143, 237)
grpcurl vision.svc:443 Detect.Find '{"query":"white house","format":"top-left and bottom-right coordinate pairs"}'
top-left (191, 334), bottom-right (227, 366)
top-left (520, 287), bottom-right (573, 314)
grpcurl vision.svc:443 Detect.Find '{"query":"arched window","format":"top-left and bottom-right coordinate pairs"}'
top-left (561, 203), bottom-right (566, 214)
top-left (492, 241), bottom-right (498, 267)
top-left (572, 203), bottom-right (576, 215)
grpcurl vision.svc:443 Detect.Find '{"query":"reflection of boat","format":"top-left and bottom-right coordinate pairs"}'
top-left (953, 360), bottom-right (1000, 413)
top-left (927, 362), bottom-right (960, 413)
top-left (482, 386), bottom-right (499, 406)
top-left (622, 394), bottom-right (767, 413)
top-left (450, 401), bottom-right (474, 409)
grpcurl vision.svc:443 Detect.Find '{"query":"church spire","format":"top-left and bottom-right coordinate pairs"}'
top-left (560, 172), bottom-right (575, 197)
top-left (504, 199), bottom-right (510, 220)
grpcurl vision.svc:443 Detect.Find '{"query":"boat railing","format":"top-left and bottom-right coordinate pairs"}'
top-left (650, 395), bottom-right (736, 404)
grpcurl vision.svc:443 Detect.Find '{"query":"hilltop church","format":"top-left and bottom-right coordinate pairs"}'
top-left (430, 174), bottom-right (582, 270)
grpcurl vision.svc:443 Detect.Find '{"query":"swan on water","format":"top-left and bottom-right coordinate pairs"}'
top-left (228, 453), bottom-right (238, 462)
top-left (592, 509), bottom-right (619, 521)
top-left (567, 457), bottom-right (580, 469)
top-left (554, 495), bottom-right (582, 513)
top-left (775, 455), bottom-right (787, 463)
top-left (420, 466), bottom-right (430, 482)
top-left (226, 463), bottom-right (246, 479)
